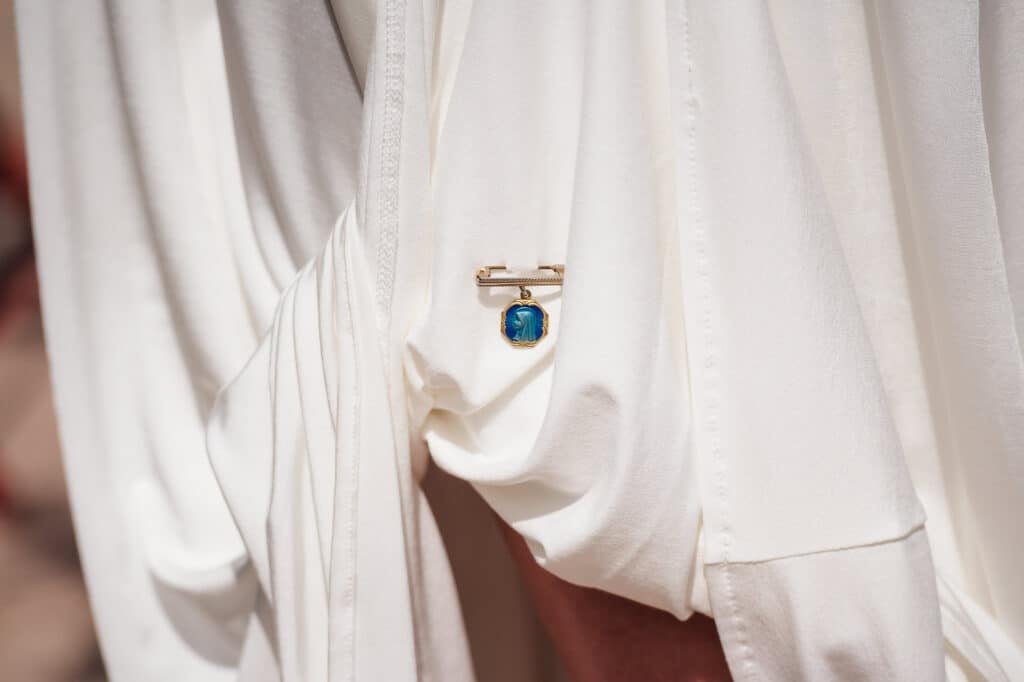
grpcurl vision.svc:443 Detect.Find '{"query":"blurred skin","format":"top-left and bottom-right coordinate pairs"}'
top-left (497, 519), bottom-right (732, 681)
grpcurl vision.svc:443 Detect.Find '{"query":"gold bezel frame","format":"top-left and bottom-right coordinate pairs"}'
top-left (501, 299), bottom-right (549, 347)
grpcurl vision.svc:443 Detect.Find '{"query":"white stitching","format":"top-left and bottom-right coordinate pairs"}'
top-left (375, 0), bottom-right (406, 336)
top-left (680, 2), bottom-right (755, 678)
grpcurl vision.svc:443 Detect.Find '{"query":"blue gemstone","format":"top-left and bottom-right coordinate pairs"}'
top-left (503, 302), bottom-right (546, 345)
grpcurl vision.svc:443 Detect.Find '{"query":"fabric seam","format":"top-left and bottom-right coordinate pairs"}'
top-left (704, 521), bottom-right (928, 567)
top-left (680, 3), bottom-right (756, 679)
top-left (375, 0), bottom-right (406, 338)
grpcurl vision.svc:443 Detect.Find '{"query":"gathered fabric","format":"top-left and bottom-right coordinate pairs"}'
top-left (17, 1), bottom-right (1023, 680)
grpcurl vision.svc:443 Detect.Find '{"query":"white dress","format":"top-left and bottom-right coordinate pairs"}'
top-left (16, 1), bottom-right (1024, 680)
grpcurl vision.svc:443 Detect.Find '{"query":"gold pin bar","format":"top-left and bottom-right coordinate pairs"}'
top-left (475, 264), bottom-right (565, 288)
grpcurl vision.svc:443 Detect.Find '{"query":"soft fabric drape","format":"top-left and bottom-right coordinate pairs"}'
top-left (17, 1), bottom-right (1023, 680)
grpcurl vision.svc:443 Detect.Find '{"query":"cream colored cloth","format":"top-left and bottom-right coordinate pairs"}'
top-left (17, 1), bottom-right (1024, 680)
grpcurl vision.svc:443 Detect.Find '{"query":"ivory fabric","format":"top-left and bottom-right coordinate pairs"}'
top-left (16, 1), bottom-right (1024, 680)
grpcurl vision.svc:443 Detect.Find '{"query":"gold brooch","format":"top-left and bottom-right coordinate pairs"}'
top-left (475, 265), bottom-right (564, 347)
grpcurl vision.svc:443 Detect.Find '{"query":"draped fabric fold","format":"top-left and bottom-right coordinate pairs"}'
top-left (16, 0), bottom-right (1024, 680)
top-left (207, 204), bottom-right (471, 681)
top-left (409, 0), bottom-right (704, 620)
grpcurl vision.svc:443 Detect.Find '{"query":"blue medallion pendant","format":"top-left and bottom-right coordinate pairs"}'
top-left (476, 266), bottom-right (563, 349)
top-left (502, 295), bottom-right (548, 347)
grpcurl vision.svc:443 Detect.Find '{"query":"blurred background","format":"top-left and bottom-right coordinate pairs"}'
top-left (0, 1), bottom-right (105, 679)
